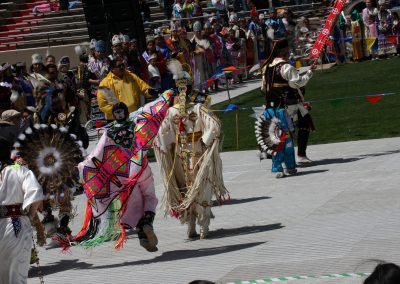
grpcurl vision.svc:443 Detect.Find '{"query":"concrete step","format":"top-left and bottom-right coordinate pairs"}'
top-left (3, 13), bottom-right (41, 24)
top-left (39, 7), bottom-right (84, 18)
top-left (15, 35), bottom-right (90, 49)
top-left (0, 28), bottom-right (26, 37)
top-left (1, 27), bottom-right (88, 43)
top-left (151, 12), bottom-right (168, 21)
top-left (0, 20), bottom-right (39, 32)
top-left (150, 7), bottom-right (164, 14)
top-left (27, 14), bottom-right (85, 26)
top-left (21, 28), bottom-right (88, 40)
top-left (15, 21), bottom-right (88, 33)
top-left (0, 2), bottom-right (18, 11)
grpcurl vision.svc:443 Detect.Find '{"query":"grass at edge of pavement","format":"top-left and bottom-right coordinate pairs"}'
top-left (212, 57), bottom-right (400, 152)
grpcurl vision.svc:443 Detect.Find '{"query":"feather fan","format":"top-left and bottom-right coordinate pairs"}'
top-left (98, 87), bottom-right (119, 105)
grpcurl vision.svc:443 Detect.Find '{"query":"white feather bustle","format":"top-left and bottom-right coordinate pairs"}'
top-left (10, 90), bottom-right (20, 103)
top-left (40, 124), bottom-right (48, 129)
top-left (18, 133), bottom-right (26, 141)
top-left (34, 123), bottom-right (41, 130)
top-left (77, 140), bottom-right (83, 147)
top-left (25, 127), bottom-right (33, 135)
top-left (50, 124), bottom-right (57, 130)
top-left (59, 126), bottom-right (68, 133)
top-left (10, 150), bottom-right (18, 160)
top-left (13, 142), bottom-right (21, 148)
top-left (70, 134), bottom-right (77, 140)
top-left (37, 147), bottom-right (62, 175)
top-left (269, 117), bottom-right (282, 145)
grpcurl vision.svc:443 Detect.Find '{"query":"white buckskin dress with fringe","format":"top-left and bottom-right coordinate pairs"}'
top-left (153, 102), bottom-right (228, 239)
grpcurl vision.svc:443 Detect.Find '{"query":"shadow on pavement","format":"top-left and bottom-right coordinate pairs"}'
top-left (89, 241), bottom-right (265, 269)
top-left (357, 149), bottom-right (400, 158)
top-left (314, 149), bottom-right (400, 166)
top-left (29, 259), bottom-right (93, 278)
top-left (212, 196), bottom-right (271, 207)
top-left (314, 158), bottom-right (362, 166)
top-left (295, 169), bottom-right (329, 176)
top-left (209, 223), bottom-right (284, 239)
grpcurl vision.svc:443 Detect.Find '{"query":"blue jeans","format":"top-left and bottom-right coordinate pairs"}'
top-left (272, 137), bottom-right (295, 173)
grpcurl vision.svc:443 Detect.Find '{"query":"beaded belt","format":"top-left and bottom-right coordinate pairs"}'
top-left (272, 83), bottom-right (289, 88)
top-left (0, 204), bottom-right (26, 218)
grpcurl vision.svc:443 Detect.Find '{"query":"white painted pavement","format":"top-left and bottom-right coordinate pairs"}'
top-left (28, 137), bottom-right (400, 284)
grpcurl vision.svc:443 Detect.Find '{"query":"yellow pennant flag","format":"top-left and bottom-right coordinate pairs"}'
top-left (365, 37), bottom-right (377, 51)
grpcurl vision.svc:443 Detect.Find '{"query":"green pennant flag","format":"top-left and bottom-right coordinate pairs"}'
top-left (330, 99), bottom-right (344, 107)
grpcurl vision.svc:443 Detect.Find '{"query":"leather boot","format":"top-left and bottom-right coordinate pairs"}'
top-left (137, 211), bottom-right (158, 252)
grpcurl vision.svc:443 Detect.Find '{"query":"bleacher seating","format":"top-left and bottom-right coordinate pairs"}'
top-left (0, 0), bottom-right (88, 52)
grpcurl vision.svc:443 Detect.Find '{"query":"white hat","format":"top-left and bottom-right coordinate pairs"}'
top-left (74, 45), bottom-right (88, 56)
top-left (1, 109), bottom-right (21, 124)
top-left (193, 21), bottom-right (202, 32)
top-left (58, 56), bottom-right (70, 68)
top-left (229, 13), bottom-right (238, 23)
top-left (90, 38), bottom-right (97, 49)
top-left (31, 53), bottom-right (42, 64)
top-left (121, 34), bottom-right (130, 43)
top-left (111, 34), bottom-right (122, 46)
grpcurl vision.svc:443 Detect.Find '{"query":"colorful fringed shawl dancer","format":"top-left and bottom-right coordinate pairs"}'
top-left (74, 90), bottom-right (174, 250)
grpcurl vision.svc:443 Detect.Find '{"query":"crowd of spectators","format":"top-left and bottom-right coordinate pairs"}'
top-left (1, 1), bottom-right (400, 144)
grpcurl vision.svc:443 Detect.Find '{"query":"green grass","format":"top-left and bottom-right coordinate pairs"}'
top-left (212, 57), bottom-right (400, 152)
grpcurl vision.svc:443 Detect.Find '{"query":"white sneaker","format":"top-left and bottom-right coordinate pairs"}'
top-left (275, 172), bottom-right (285, 179)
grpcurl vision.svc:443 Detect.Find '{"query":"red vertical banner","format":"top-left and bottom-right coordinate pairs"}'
top-left (309, 0), bottom-right (346, 60)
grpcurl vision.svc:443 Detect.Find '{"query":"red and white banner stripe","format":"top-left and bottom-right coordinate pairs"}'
top-left (309, 0), bottom-right (346, 60)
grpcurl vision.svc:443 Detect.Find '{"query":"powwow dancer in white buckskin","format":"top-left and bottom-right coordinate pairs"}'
top-left (0, 138), bottom-right (44, 284)
top-left (153, 59), bottom-right (228, 239)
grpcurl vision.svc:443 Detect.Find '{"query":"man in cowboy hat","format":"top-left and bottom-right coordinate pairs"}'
top-left (0, 109), bottom-right (21, 143)
top-left (261, 38), bottom-right (316, 167)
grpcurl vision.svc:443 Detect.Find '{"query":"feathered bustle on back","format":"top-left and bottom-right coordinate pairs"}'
top-left (15, 124), bottom-right (84, 194)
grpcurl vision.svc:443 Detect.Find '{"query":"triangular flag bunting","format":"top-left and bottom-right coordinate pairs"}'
top-left (224, 103), bottom-right (238, 113)
top-left (365, 37), bottom-right (377, 51)
top-left (206, 78), bottom-right (217, 88)
top-left (366, 95), bottom-right (384, 104)
top-left (222, 66), bottom-right (240, 72)
top-left (386, 35), bottom-right (398, 45)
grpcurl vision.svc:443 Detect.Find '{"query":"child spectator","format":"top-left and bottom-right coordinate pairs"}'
top-left (148, 54), bottom-right (162, 92)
